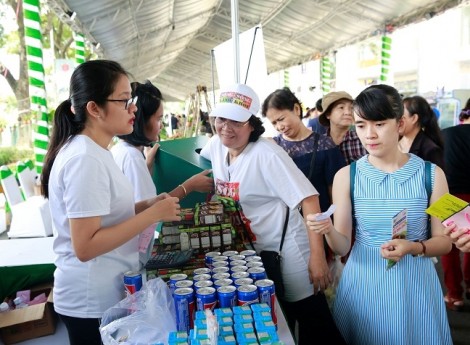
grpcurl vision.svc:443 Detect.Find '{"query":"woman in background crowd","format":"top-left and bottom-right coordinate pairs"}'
top-left (318, 91), bottom-right (367, 164)
top-left (440, 98), bottom-right (470, 310)
top-left (41, 60), bottom-right (181, 345)
top-left (200, 83), bottom-right (346, 344)
top-left (112, 80), bottom-right (213, 267)
top-left (398, 95), bottom-right (445, 168)
top-left (306, 84), bottom-right (452, 344)
top-left (262, 87), bottom-right (345, 214)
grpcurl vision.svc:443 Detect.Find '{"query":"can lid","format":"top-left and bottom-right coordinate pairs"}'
top-left (124, 271), bottom-right (141, 277)
top-left (255, 279), bottom-right (274, 287)
top-left (197, 286), bottom-right (216, 295)
top-left (217, 285), bottom-right (237, 293)
top-left (237, 284), bottom-right (257, 292)
top-left (174, 287), bottom-right (194, 295)
top-left (247, 267), bottom-right (265, 273)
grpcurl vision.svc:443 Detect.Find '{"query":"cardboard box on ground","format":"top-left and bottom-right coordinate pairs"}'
top-left (0, 283), bottom-right (56, 345)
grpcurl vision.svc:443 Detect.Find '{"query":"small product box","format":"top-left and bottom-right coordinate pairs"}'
top-left (0, 284), bottom-right (56, 345)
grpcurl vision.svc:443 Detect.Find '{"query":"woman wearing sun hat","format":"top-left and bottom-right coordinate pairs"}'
top-left (200, 84), bottom-right (346, 344)
top-left (319, 91), bottom-right (367, 164)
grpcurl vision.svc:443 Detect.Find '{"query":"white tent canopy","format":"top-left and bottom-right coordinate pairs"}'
top-left (47, 0), bottom-right (461, 101)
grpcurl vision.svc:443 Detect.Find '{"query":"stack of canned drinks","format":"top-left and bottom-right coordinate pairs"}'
top-left (168, 304), bottom-right (283, 345)
top-left (171, 250), bottom-right (277, 335)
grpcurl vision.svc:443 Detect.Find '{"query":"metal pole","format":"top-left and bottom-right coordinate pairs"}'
top-left (210, 49), bottom-right (216, 105)
top-left (231, 0), bottom-right (240, 83)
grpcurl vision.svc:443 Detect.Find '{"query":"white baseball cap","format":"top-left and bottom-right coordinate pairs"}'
top-left (210, 84), bottom-right (260, 122)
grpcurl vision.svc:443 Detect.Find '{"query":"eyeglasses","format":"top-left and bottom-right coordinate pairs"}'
top-left (106, 96), bottom-right (138, 110)
top-left (214, 117), bottom-right (249, 129)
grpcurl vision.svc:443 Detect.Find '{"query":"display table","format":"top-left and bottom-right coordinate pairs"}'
top-left (0, 237), bottom-right (56, 301)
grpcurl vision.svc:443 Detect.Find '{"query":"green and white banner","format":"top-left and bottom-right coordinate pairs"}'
top-left (74, 33), bottom-right (85, 64)
top-left (23, 0), bottom-right (48, 173)
top-left (321, 57), bottom-right (331, 94)
top-left (380, 35), bottom-right (392, 82)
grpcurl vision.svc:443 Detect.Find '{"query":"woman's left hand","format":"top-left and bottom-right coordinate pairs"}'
top-left (380, 239), bottom-right (413, 262)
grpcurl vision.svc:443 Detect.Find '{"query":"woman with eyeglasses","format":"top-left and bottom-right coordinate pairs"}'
top-left (111, 80), bottom-right (213, 267)
top-left (41, 60), bottom-right (181, 345)
top-left (200, 84), bottom-right (346, 345)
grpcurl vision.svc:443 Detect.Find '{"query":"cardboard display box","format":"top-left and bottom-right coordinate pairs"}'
top-left (0, 284), bottom-right (56, 344)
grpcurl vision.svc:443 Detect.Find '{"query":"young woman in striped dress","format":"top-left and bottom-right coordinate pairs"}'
top-left (306, 84), bottom-right (453, 344)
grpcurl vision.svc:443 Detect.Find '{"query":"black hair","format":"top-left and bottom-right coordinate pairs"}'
top-left (118, 80), bottom-right (163, 146)
top-left (261, 87), bottom-right (303, 120)
top-left (315, 98), bottom-right (323, 112)
top-left (403, 95), bottom-right (444, 149)
top-left (248, 115), bottom-right (265, 142)
top-left (41, 60), bottom-right (129, 198)
top-left (354, 84), bottom-right (403, 122)
top-left (459, 97), bottom-right (470, 122)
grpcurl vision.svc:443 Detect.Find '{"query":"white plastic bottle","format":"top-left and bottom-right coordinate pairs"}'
top-left (0, 302), bottom-right (10, 312)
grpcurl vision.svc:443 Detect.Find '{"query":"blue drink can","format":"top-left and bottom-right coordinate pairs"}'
top-left (247, 267), bottom-right (267, 282)
top-left (234, 277), bottom-right (253, 288)
top-left (124, 271), bottom-right (142, 296)
top-left (222, 250), bottom-right (239, 258)
top-left (212, 261), bottom-right (229, 269)
top-left (193, 267), bottom-right (211, 276)
top-left (196, 287), bottom-right (217, 311)
top-left (231, 271), bottom-right (250, 280)
top-left (255, 279), bottom-right (277, 326)
top-left (169, 273), bottom-right (188, 294)
top-left (212, 272), bottom-right (230, 281)
top-left (246, 261), bottom-right (264, 269)
top-left (229, 260), bottom-right (247, 267)
top-left (194, 280), bottom-right (213, 292)
top-left (244, 255), bottom-right (262, 262)
top-left (217, 285), bottom-right (237, 308)
top-left (230, 265), bottom-right (248, 275)
top-left (205, 252), bottom-right (221, 269)
top-left (212, 266), bottom-right (230, 275)
top-left (240, 250), bottom-right (256, 258)
top-left (175, 280), bottom-right (193, 290)
top-left (173, 287), bottom-right (195, 333)
top-left (237, 284), bottom-right (259, 306)
top-left (193, 273), bottom-right (212, 283)
top-left (214, 278), bottom-right (233, 290)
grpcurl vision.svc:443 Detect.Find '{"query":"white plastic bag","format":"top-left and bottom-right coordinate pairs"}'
top-left (100, 277), bottom-right (176, 345)
top-left (325, 255), bottom-right (344, 309)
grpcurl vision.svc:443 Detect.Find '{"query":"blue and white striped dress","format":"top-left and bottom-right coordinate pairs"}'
top-left (334, 154), bottom-right (452, 345)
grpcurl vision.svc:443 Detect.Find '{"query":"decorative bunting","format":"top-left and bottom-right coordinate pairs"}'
top-left (380, 35), bottom-right (392, 82)
top-left (74, 33), bottom-right (85, 64)
top-left (321, 57), bottom-right (331, 94)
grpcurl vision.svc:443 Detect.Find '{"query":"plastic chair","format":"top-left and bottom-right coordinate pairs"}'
top-left (16, 160), bottom-right (37, 199)
top-left (0, 165), bottom-right (52, 238)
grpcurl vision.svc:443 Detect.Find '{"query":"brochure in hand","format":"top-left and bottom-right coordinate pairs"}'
top-left (387, 209), bottom-right (407, 270)
top-left (425, 193), bottom-right (470, 234)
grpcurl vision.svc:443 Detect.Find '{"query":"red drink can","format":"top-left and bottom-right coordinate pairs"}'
top-left (255, 279), bottom-right (277, 326)
top-left (124, 271), bottom-right (142, 296)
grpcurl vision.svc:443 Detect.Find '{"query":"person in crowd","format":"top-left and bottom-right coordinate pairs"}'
top-left (41, 60), bottom-right (182, 345)
top-left (200, 84), bottom-right (346, 344)
top-left (261, 87), bottom-right (346, 213)
top-left (307, 97), bottom-right (327, 134)
top-left (440, 98), bottom-right (470, 310)
top-left (318, 91), bottom-right (367, 164)
top-left (111, 80), bottom-right (214, 267)
top-left (398, 95), bottom-right (445, 168)
top-left (306, 84), bottom-right (452, 344)
top-left (170, 113), bottom-right (179, 135)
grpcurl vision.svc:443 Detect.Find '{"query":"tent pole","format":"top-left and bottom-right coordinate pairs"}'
top-left (231, 0), bottom-right (240, 83)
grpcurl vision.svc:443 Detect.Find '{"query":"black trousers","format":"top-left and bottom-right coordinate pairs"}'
top-left (58, 313), bottom-right (102, 345)
top-left (278, 293), bottom-right (346, 345)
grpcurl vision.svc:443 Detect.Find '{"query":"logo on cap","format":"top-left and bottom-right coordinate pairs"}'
top-left (220, 91), bottom-right (252, 110)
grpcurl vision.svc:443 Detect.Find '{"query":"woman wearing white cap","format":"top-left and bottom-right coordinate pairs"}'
top-left (200, 84), bottom-right (346, 344)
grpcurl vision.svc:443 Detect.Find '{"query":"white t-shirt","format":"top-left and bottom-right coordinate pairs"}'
top-left (111, 140), bottom-right (157, 265)
top-left (200, 136), bottom-right (318, 302)
top-left (49, 135), bottom-right (138, 318)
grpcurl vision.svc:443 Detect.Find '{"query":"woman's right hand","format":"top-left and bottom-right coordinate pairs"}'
top-left (151, 195), bottom-right (181, 222)
top-left (444, 222), bottom-right (470, 252)
top-left (305, 213), bottom-right (333, 235)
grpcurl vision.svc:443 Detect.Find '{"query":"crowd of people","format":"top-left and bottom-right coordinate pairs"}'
top-left (43, 59), bottom-right (470, 345)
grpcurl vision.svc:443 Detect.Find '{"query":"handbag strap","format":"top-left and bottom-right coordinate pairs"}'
top-left (238, 205), bottom-right (289, 253)
top-left (307, 132), bottom-right (320, 181)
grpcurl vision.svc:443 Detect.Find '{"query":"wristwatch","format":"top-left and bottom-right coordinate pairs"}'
top-left (413, 240), bottom-right (426, 257)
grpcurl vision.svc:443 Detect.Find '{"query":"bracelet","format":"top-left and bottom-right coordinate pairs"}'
top-left (178, 184), bottom-right (187, 197)
top-left (413, 240), bottom-right (426, 257)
